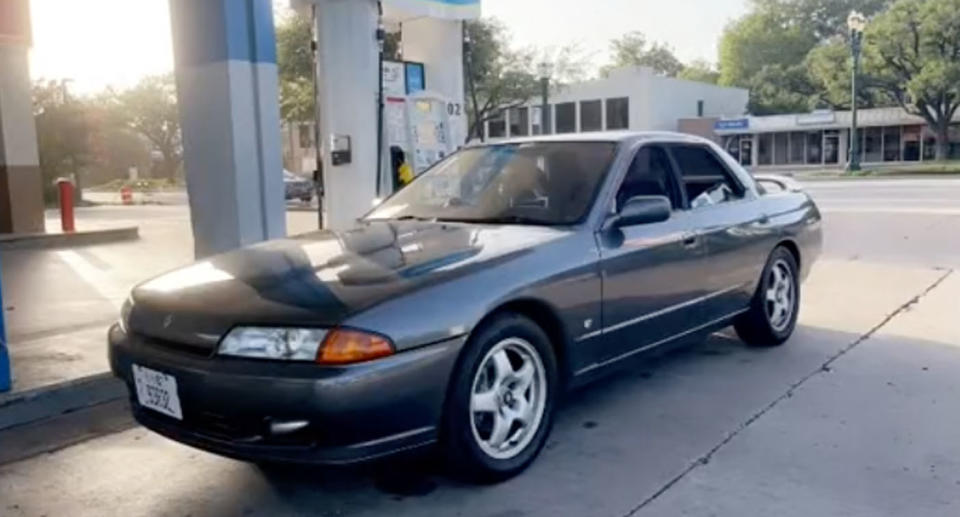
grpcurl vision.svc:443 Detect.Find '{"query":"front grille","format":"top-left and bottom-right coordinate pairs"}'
top-left (136, 334), bottom-right (215, 358)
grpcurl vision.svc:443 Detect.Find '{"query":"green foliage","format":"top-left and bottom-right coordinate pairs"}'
top-left (464, 19), bottom-right (540, 141)
top-left (677, 60), bottom-right (720, 84)
top-left (32, 80), bottom-right (94, 202)
top-left (862, 0), bottom-right (960, 158)
top-left (602, 32), bottom-right (684, 77)
top-left (719, 0), bottom-right (892, 114)
top-left (275, 14), bottom-right (315, 122)
top-left (106, 74), bottom-right (182, 179)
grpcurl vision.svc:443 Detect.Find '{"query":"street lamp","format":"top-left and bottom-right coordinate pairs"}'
top-left (538, 61), bottom-right (552, 135)
top-left (847, 10), bottom-right (867, 173)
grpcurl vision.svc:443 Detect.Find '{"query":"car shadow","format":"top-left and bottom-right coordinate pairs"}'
top-left (250, 329), bottom-right (787, 495)
top-left (176, 323), bottom-right (954, 517)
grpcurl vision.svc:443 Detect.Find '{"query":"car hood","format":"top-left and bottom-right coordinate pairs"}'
top-left (128, 220), bottom-right (565, 349)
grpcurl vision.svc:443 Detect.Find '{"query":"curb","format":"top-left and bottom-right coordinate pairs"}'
top-left (0, 226), bottom-right (139, 251)
top-left (0, 373), bottom-right (131, 465)
top-left (0, 372), bottom-right (126, 431)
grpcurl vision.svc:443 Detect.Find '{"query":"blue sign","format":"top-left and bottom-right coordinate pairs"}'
top-left (405, 62), bottom-right (425, 94)
top-left (714, 118), bottom-right (750, 131)
top-left (0, 254), bottom-right (9, 393)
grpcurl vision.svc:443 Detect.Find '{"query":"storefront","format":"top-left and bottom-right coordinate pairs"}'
top-left (714, 107), bottom-right (960, 171)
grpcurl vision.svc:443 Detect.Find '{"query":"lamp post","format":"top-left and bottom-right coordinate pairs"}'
top-left (847, 10), bottom-right (866, 173)
top-left (538, 61), bottom-right (552, 135)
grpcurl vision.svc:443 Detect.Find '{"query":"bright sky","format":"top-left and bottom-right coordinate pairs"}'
top-left (28, 0), bottom-right (749, 94)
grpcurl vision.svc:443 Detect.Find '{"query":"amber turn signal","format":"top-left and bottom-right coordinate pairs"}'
top-left (316, 328), bottom-right (394, 364)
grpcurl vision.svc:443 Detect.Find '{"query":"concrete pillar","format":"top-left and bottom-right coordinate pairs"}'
top-left (169, 0), bottom-right (286, 257)
top-left (0, 0), bottom-right (44, 235)
top-left (310, 0), bottom-right (380, 230)
top-left (402, 18), bottom-right (468, 147)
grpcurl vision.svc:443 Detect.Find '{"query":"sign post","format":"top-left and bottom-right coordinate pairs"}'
top-left (0, 254), bottom-right (10, 393)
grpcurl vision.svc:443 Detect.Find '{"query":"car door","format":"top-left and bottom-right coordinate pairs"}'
top-left (592, 144), bottom-right (711, 368)
top-left (666, 143), bottom-right (774, 322)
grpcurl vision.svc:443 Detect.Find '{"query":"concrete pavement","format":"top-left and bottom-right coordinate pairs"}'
top-left (0, 260), bottom-right (952, 517)
top-left (0, 178), bottom-right (957, 516)
top-left (1, 206), bottom-right (319, 393)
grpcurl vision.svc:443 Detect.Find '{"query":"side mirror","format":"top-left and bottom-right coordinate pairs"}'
top-left (606, 195), bottom-right (671, 230)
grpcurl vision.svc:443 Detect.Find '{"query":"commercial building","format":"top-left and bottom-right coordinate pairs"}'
top-left (483, 67), bottom-right (749, 140)
top-left (712, 107), bottom-right (960, 171)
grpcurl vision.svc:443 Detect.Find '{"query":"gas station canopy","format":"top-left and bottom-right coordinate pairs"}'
top-left (383, 0), bottom-right (480, 21)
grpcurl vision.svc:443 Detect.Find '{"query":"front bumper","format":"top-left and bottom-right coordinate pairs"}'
top-left (108, 324), bottom-right (465, 465)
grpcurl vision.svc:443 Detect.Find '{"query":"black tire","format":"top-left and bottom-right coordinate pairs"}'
top-left (441, 313), bottom-right (558, 483)
top-left (734, 246), bottom-right (800, 347)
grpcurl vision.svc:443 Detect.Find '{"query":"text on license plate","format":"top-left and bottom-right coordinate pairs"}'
top-left (132, 364), bottom-right (183, 420)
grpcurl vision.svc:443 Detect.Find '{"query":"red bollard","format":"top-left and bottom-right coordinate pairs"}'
top-left (57, 178), bottom-right (75, 233)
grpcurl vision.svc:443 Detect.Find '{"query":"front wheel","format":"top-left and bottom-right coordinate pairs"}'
top-left (441, 314), bottom-right (558, 483)
top-left (734, 246), bottom-right (800, 346)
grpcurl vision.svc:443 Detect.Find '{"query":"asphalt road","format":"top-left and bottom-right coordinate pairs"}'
top-left (1, 178), bottom-right (958, 516)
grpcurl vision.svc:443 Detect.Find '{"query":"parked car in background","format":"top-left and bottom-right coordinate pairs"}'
top-left (109, 132), bottom-right (821, 482)
top-left (283, 169), bottom-right (314, 203)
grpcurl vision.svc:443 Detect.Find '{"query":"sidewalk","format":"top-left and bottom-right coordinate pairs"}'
top-left (0, 205), bottom-right (318, 401)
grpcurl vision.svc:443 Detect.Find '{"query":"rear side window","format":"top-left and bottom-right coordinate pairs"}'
top-left (615, 146), bottom-right (681, 211)
top-left (670, 145), bottom-right (744, 209)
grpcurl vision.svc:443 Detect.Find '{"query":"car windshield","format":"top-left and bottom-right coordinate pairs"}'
top-left (366, 142), bottom-right (618, 225)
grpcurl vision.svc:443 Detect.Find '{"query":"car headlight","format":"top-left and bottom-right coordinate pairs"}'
top-left (218, 327), bottom-right (394, 364)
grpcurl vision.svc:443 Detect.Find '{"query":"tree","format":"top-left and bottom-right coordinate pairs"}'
top-left (108, 75), bottom-right (182, 179)
top-left (719, 0), bottom-right (892, 114)
top-left (276, 14), bottom-right (315, 122)
top-left (678, 59), bottom-right (720, 84)
top-left (861, 0), bottom-right (960, 159)
top-left (805, 39), bottom-right (893, 109)
top-left (602, 32), bottom-right (684, 77)
top-left (464, 19), bottom-right (540, 141)
top-left (32, 80), bottom-right (94, 203)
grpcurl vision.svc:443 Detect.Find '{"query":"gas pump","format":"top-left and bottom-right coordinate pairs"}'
top-left (381, 84), bottom-right (463, 194)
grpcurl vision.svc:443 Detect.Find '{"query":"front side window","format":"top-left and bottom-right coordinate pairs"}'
top-left (615, 146), bottom-right (679, 211)
top-left (670, 145), bottom-right (743, 209)
top-left (367, 142), bottom-right (618, 225)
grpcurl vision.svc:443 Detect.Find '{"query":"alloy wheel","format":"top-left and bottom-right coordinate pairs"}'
top-left (764, 258), bottom-right (795, 332)
top-left (469, 337), bottom-right (548, 460)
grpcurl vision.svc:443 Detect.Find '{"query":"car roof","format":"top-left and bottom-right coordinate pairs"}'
top-left (471, 131), bottom-right (715, 147)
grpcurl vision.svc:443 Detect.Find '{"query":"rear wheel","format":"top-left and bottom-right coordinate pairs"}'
top-left (441, 314), bottom-right (557, 483)
top-left (734, 246), bottom-right (800, 346)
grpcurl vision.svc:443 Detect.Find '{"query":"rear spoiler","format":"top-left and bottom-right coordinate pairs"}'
top-left (753, 174), bottom-right (804, 193)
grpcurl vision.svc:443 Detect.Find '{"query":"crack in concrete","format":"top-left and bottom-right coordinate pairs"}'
top-left (623, 268), bottom-right (955, 517)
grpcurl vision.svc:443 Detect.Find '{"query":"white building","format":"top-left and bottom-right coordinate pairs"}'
top-left (713, 106), bottom-right (960, 171)
top-left (483, 67), bottom-right (749, 140)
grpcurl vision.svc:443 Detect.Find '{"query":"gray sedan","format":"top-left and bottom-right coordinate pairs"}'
top-left (109, 131), bottom-right (821, 482)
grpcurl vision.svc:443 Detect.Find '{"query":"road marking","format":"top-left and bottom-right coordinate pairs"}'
top-left (55, 250), bottom-right (129, 309)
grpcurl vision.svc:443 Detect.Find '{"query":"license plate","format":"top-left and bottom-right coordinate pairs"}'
top-left (132, 364), bottom-right (183, 420)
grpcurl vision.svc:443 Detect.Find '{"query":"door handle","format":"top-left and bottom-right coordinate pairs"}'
top-left (681, 232), bottom-right (699, 248)
top-left (757, 214), bottom-right (770, 225)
